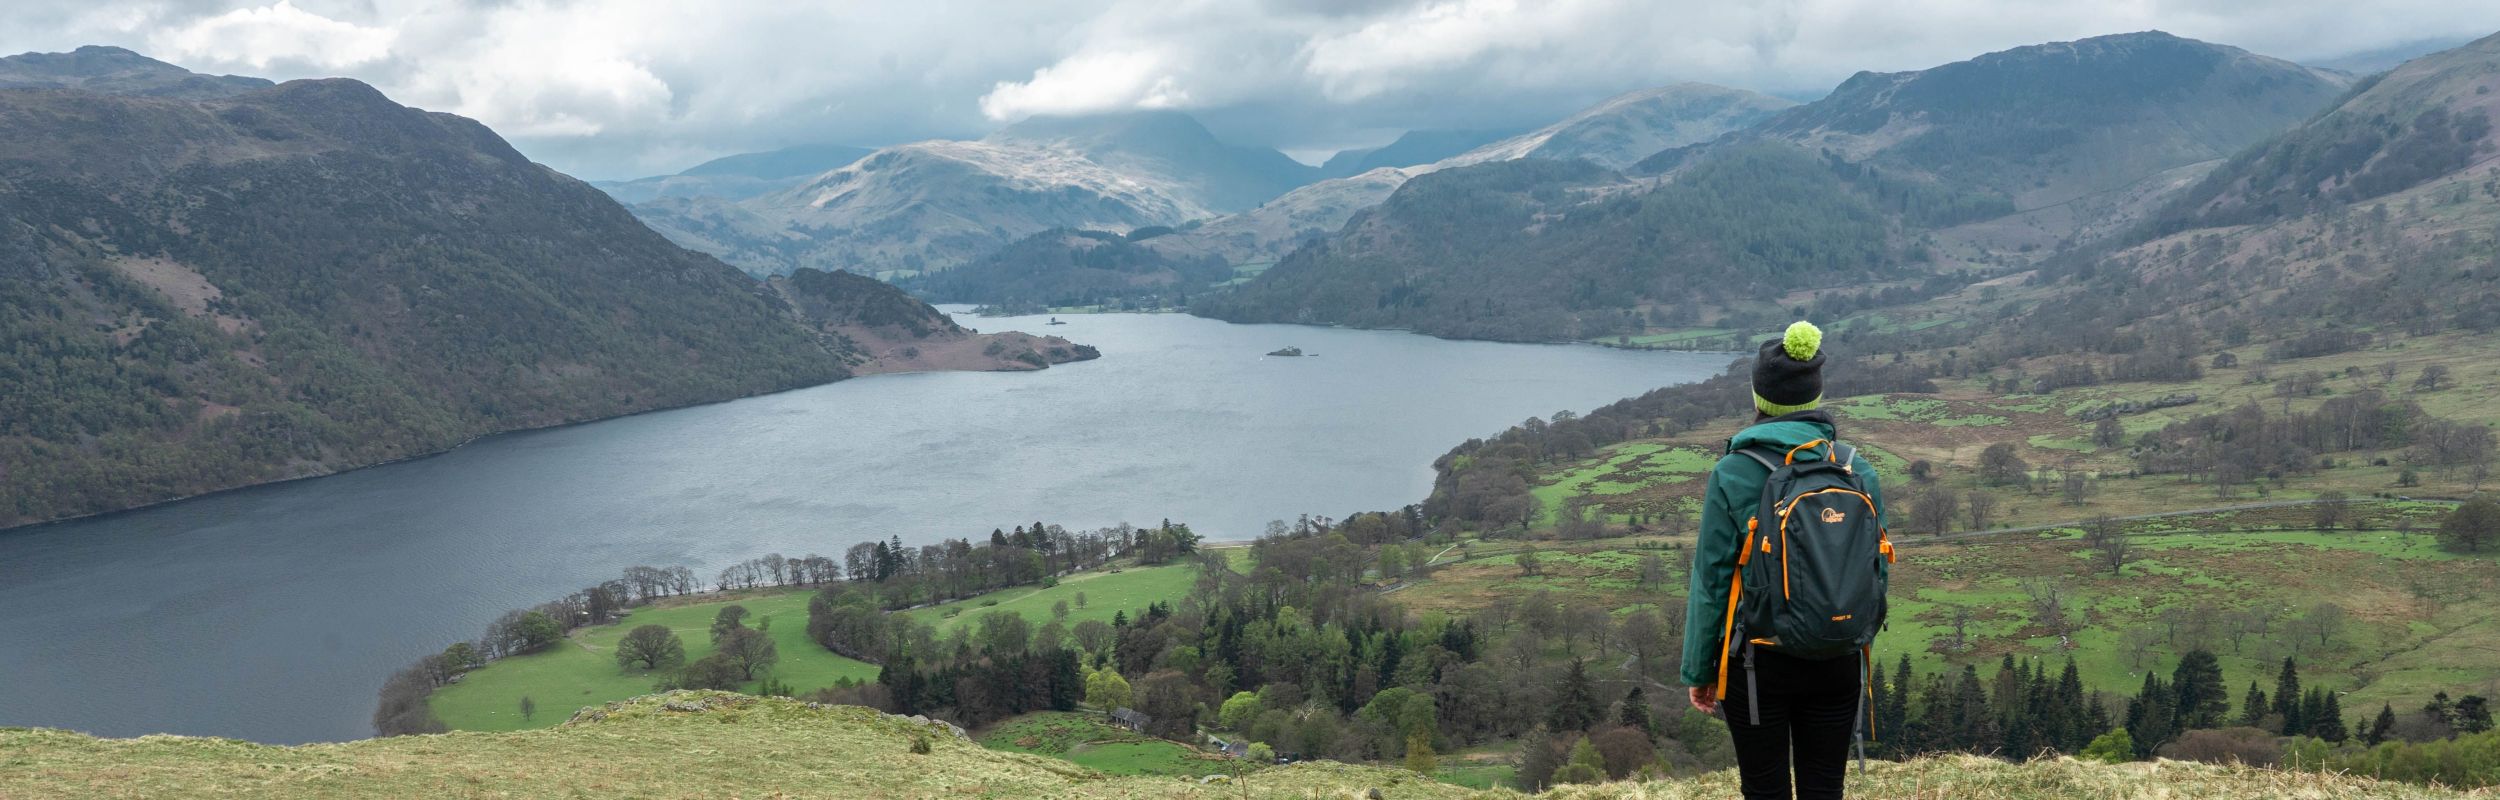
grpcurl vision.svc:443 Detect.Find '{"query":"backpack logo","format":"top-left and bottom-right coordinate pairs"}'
top-left (1820, 508), bottom-right (1846, 524)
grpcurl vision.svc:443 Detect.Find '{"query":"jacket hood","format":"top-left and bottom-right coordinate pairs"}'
top-left (1726, 410), bottom-right (1840, 461)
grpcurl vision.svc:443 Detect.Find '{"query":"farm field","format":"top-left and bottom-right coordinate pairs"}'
top-left (429, 588), bottom-right (874, 731)
top-left (432, 561), bottom-right (1203, 731)
top-left (901, 562), bottom-right (1198, 638)
top-left (1392, 512), bottom-right (2500, 714)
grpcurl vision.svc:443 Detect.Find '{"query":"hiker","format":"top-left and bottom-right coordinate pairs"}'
top-left (1683, 321), bottom-right (1892, 800)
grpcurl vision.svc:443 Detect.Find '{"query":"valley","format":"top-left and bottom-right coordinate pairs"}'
top-left (7, 12), bottom-right (2500, 799)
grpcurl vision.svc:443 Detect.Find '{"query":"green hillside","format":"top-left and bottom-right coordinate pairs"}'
top-left (430, 563), bottom-right (1198, 732)
top-left (2, 692), bottom-right (2483, 799)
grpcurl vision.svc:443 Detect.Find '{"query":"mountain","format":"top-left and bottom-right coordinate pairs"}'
top-left (1135, 165), bottom-right (1421, 266)
top-left (906, 228), bottom-right (1233, 311)
top-left (2307, 36), bottom-right (2479, 75)
top-left (624, 111), bottom-right (1318, 277)
top-left (592, 143), bottom-right (872, 204)
top-left (1668, 31), bottom-right (2351, 247)
top-left (1320, 128), bottom-right (1520, 176)
top-left (0, 45), bottom-right (270, 99)
top-left (2082, 30), bottom-right (2500, 339)
top-left (2148, 31), bottom-right (2500, 236)
top-left (1126, 83), bottom-right (1795, 269)
top-left (680, 143), bottom-right (876, 179)
top-left (0, 50), bottom-right (1085, 529)
top-left (1204, 32), bottom-right (2354, 341)
top-left (1197, 145), bottom-right (2000, 340)
top-left (1448, 83), bottom-right (1798, 170)
top-left (1, 692), bottom-right (2482, 798)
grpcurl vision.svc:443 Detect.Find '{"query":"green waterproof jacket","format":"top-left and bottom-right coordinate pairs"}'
top-left (1679, 410), bottom-right (1888, 687)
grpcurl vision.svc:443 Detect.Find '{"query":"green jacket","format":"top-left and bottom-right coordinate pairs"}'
top-left (1679, 410), bottom-right (1887, 687)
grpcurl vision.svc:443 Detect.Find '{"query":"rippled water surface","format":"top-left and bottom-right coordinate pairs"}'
top-left (0, 311), bottom-right (1726, 742)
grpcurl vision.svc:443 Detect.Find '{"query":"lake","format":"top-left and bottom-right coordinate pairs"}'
top-left (0, 311), bottom-right (1727, 743)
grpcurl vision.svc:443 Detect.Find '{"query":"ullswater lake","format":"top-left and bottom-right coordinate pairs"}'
top-left (0, 311), bottom-right (1728, 743)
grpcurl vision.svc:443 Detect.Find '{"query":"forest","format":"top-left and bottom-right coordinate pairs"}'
top-left (904, 228), bottom-right (1233, 312)
top-left (794, 509), bottom-right (2497, 789)
top-left (371, 519), bottom-right (1190, 735)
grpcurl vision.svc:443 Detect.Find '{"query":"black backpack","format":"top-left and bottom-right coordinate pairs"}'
top-left (1714, 438), bottom-right (1895, 755)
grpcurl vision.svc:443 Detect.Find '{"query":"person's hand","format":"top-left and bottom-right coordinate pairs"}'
top-left (1689, 685), bottom-right (1718, 714)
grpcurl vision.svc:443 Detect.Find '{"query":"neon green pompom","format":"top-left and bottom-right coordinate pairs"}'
top-left (1783, 321), bottom-right (1822, 361)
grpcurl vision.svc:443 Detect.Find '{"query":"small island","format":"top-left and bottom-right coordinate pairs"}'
top-left (1266, 346), bottom-right (1304, 357)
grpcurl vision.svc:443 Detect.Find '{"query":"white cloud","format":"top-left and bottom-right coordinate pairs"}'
top-left (149, 1), bottom-right (394, 70)
top-left (4, 0), bottom-right (2498, 178)
top-left (980, 48), bottom-right (1192, 120)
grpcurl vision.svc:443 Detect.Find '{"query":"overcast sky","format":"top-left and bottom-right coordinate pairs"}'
top-left (4, 0), bottom-right (2493, 179)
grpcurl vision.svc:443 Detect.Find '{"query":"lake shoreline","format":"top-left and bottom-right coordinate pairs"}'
top-left (0, 351), bottom-right (1107, 537)
top-left (0, 312), bottom-right (1723, 744)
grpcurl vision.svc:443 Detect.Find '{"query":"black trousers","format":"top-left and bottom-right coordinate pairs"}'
top-left (1722, 646), bottom-right (1861, 800)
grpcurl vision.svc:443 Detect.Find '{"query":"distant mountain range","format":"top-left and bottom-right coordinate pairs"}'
top-left (1319, 128), bottom-right (1520, 177)
top-left (1200, 31), bottom-right (2356, 340)
top-left (620, 111), bottom-right (1319, 277)
top-left (0, 49), bottom-right (1087, 529)
top-left (592, 143), bottom-right (873, 204)
top-left (898, 82), bottom-right (1798, 306)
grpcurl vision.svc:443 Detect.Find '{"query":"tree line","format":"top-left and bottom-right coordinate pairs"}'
top-left (373, 517), bottom-right (1156, 735)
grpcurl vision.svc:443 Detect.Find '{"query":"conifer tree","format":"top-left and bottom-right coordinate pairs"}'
top-left (1878, 655), bottom-right (1913, 752)
top-left (2055, 658), bottom-right (2088, 751)
top-left (2368, 703), bottom-right (2397, 745)
top-left (1548, 659), bottom-right (1601, 732)
top-left (2124, 672), bottom-right (2176, 758)
top-left (1617, 687), bottom-right (1654, 736)
top-left (2240, 683), bottom-right (2269, 729)
top-left (1951, 665), bottom-right (1992, 751)
top-left (2171, 649), bottom-right (2228, 730)
top-left (2311, 689), bottom-right (2347, 742)
top-left (2456, 695), bottom-right (2493, 733)
top-left (2273, 657), bottom-right (2304, 736)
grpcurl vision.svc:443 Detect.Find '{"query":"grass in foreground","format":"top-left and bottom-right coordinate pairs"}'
top-left (1, 692), bottom-right (2484, 799)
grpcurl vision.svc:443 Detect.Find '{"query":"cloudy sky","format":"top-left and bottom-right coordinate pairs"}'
top-left (5, 0), bottom-right (2492, 179)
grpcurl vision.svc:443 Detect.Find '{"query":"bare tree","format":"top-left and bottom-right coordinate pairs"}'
top-left (1965, 491), bottom-right (2001, 532)
top-left (1946, 606), bottom-right (1974, 652)
top-left (2415, 364), bottom-right (2451, 392)
top-left (2063, 471), bottom-right (2095, 507)
top-left (2313, 492), bottom-right (2349, 531)
top-left (2084, 515), bottom-right (2133, 576)
top-left (2303, 602), bottom-right (2348, 649)
top-left (2022, 579), bottom-right (2074, 636)
top-left (1910, 489), bottom-right (1961, 536)
top-left (2121, 626), bottom-right (2161, 669)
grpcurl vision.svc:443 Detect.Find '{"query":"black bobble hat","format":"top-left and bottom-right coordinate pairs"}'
top-left (1752, 321), bottom-right (1825, 416)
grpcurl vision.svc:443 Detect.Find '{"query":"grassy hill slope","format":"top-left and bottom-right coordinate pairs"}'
top-left (429, 563), bottom-right (1197, 732)
top-left (2, 692), bottom-right (2484, 799)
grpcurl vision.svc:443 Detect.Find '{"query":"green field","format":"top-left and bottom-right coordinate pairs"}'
top-left (428, 589), bottom-right (877, 731)
top-left (901, 562), bottom-right (1197, 638)
top-left (977, 712), bottom-right (1234, 777)
top-left (1433, 762), bottom-right (1519, 790)
top-left (431, 562), bottom-right (1202, 731)
top-left (1395, 518), bottom-right (2500, 715)
top-left (1530, 442), bottom-right (1715, 525)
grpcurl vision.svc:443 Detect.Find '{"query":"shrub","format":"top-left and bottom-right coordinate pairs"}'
top-left (2081, 728), bottom-right (2136, 764)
